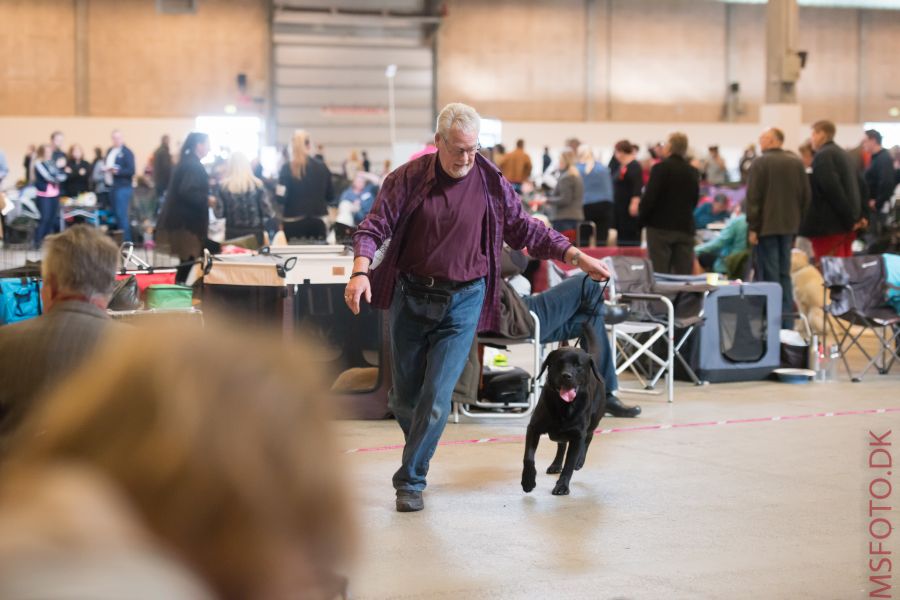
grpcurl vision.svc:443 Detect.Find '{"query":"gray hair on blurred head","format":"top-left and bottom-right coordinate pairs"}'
top-left (42, 225), bottom-right (119, 300)
top-left (436, 103), bottom-right (481, 139)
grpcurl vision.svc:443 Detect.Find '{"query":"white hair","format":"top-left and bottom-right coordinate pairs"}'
top-left (435, 103), bottom-right (481, 139)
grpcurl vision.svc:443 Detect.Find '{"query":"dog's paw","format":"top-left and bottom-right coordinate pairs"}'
top-left (522, 475), bottom-right (536, 493)
top-left (546, 463), bottom-right (562, 475)
top-left (522, 464), bottom-right (537, 493)
top-left (552, 481), bottom-right (570, 496)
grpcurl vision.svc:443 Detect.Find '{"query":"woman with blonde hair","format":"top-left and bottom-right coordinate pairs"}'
top-left (546, 149), bottom-right (584, 232)
top-left (577, 145), bottom-right (614, 245)
top-left (342, 149), bottom-right (361, 181)
top-left (0, 323), bottom-right (353, 600)
top-left (218, 152), bottom-right (274, 245)
top-left (276, 129), bottom-right (334, 241)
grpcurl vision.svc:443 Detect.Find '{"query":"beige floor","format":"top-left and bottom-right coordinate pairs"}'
top-left (336, 347), bottom-right (900, 600)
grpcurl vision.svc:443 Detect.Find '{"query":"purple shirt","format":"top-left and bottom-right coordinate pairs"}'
top-left (353, 152), bottom-right (572, 332)
top-left (396, 159), bottom-right (489, 281)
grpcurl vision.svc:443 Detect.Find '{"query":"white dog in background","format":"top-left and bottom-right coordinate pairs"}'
top-left (790, 249), bottom-right (830, 335)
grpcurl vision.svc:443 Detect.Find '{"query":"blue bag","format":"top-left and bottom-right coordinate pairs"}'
top-left (0, 278), bottom-right (43, 325)
top-left (885, 254), bottom-right (900, 314)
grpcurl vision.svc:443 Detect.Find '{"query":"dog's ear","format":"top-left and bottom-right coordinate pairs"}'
top-left (588, 356), bottom-right (603, 382)
top-left (538, 351), bottom-right (556, 380)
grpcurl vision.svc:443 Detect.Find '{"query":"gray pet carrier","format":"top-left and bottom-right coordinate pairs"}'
top-left (695, 282), bottom-right (782, 382)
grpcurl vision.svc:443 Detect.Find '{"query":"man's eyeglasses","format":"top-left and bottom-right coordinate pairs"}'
top-left (440, 136), bottom-right (481, 158)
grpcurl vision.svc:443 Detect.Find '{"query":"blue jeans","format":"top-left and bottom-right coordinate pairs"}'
top-left (389, 277), bottom-right (486, 492)
top-left (35, 195), bottom-right (59, 247)
top-left (111, 185), bottom-right (133, 242)
top-left (523, 273), bottom-right (617, 392)
top-left (755, 234), bottom-right (793, 329)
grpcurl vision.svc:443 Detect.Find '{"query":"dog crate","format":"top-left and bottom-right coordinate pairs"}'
top-left (695, 282), bottom-right (782, 382)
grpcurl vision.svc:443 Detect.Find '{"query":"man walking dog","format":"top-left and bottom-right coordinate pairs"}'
top-left (346, 103), bottom-right (610, 512)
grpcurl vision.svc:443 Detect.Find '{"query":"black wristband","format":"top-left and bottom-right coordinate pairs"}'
top-left (350, 272), bottom-right (369, 279)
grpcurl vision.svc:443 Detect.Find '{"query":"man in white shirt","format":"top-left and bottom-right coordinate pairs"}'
top-left (104, 130), bottom-right (136, 242)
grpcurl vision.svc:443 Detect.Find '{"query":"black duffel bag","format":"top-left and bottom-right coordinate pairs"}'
top-left (480, 367), bottom-right (530, 405)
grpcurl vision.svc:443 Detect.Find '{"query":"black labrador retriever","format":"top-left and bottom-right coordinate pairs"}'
top-left (521, 325), bottom-right (606, 496)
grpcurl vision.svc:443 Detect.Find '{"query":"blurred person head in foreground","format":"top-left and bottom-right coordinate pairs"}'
top-left (0, 323), bottom-right (353, 600)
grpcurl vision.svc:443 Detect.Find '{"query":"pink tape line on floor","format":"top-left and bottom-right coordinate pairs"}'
top-left (344, 407), bottom-right (900, 455)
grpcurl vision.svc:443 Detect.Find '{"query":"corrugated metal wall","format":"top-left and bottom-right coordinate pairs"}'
top-left (272, 1), bottom-right (437, 173)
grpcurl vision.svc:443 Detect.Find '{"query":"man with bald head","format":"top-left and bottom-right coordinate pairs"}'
top-left (745, 127), bottom-right (811, 329)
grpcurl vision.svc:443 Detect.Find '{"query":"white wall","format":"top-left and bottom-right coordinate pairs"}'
top-left (502, 120), bottom-right (867, 179)
top-left (1, 117), bottom-right (195, 186)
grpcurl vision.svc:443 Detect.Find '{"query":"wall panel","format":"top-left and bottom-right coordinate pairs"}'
top-left (727, 3), bottom-right (766, 123)
top-left (86, 0), bottom-right (268, 117)
top-left (859, 9), bottom-right (900, 123)
top-left (0, 0), bottom-right (76, 115)
top-left (437, 0), bottom-right (587, 120)
top-left (796, 7), bottom-right (860, 124)
top-left (436, 0), bottom-right (899, 125)
top-left (0, 0), bottom-right (267, 118)
top-left (608, 0), bottom-right (727, 122)
top-left (3, 0), bottom-right (899, 129)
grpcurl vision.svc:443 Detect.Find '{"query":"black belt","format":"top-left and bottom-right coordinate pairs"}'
top-left (401, 273), bottom-right (481, 292)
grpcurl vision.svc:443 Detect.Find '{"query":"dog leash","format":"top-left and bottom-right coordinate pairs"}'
top-left (574, 275), bottom-right (609, 350)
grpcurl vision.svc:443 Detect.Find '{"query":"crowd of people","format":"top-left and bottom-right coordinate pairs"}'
top-left (1, 130), bottom-right (390, 261)
top-left (494, 129), bottom-right (899, 261)
top-left (502, 122), bottom-right (898, 336)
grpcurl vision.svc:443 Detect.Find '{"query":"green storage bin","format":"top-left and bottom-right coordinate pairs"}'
top-left (146, 284), bottom-right (194, 310)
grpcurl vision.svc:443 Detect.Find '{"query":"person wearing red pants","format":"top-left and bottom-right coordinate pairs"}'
top-left (799, 120), bottom-right (862, 261)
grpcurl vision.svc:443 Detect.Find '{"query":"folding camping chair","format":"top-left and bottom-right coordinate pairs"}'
top-left (821, 255), bottom-right (900, 382)
top-left (604, 256), bottom-right (713, 402)
top-left (452, 310), bottom-right (545, 422)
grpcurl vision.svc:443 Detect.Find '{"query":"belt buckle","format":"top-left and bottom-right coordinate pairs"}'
top-left (423, 275), bottom-right (435, 288)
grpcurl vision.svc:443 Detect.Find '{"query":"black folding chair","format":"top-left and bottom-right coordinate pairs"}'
top-left (605, 256), bottom-right (714, 402)
top-left (821, 255), bottom-right (900, 382)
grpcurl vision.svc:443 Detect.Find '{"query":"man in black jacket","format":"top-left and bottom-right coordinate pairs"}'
top-left (746, 127), bottom-right (811, 329)
top-left (639, 132), bottom-right (700, 274)
top-left (799, 121), bottom-right (861, 259)
top-left (862, 129), bottom-right (895, 239)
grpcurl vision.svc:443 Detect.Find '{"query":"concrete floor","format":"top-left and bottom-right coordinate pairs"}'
top-left (336, 348), bottom-right (900, 600)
